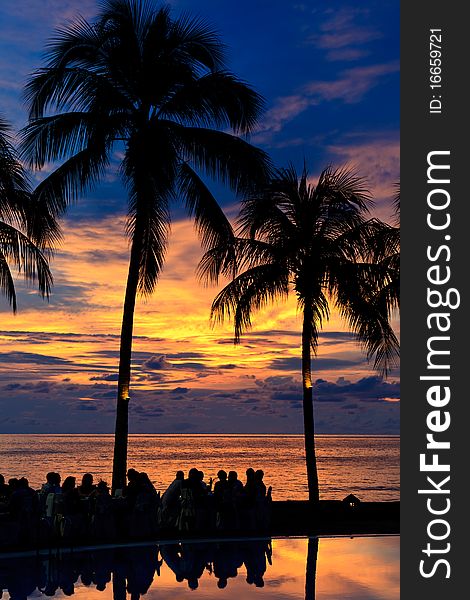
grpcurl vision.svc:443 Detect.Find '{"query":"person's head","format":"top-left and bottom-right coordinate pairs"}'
top-left (61, 583), bottom-right (75, 596)
top-left (217, 578), bottom-right (228, 589)
top-left (217, 469), bottom-right (227, 481)
top-left (188, 468), bottom-right (199, 480)
top-left (228, 470), bottom-right (238, 481)
top-left (97, 480), bottom-right (109, 493)
top-left (62, 476), bottom-right (76, 492)
top-left (127, 468), bottom-right (139, 481)
top-left (255, 469), bottom-right (264, 482)
top-left (246, 468), bottom-right (255, 481)
top-left (8, 478), bottom-right (18, 490)
top-left (176, 470), bottom-right (184, 480)
top-left (198, 470), bottom-right (204, 482)
top-left (81, 473), bottom-right (94, 488)
top-left (0, 474), bottom-right (4, 486)
top-left (188, 578), bottom-right (198, 590)
top-left (54, 472), bottom-right (61, 486)
top-left (18, 477), bottom-right (29, 489)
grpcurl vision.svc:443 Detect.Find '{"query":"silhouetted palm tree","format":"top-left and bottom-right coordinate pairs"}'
top-left (200, 165), bottom-right (399, 503)
top-left (21, 0), bottom-right (270, 490)
top-left (0, 116), bottom-right (53, 311)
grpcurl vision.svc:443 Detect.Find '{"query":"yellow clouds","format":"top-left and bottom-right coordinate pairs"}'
top-left (0, 213), bottom-right (381, 393)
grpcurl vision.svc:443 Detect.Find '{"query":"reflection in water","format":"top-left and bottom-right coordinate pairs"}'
top-left (305, 537), bottom-right (318, 600)
top-left (0, 536), bottom-right (399, 599)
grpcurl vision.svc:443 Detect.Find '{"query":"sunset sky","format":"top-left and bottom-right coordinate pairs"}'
top-left (0, 0), bottom-right (399, 434)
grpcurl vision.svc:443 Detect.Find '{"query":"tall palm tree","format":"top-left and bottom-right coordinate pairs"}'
top-left (200, 165), bottom-right (399, 503)
top-left (0, 116), bottom-right (53, 311)
top-left (21, 0), bottom-right (270, 491)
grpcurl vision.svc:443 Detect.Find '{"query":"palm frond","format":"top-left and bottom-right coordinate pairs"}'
top-left (20, 112), bottom-right (101, 169)
top-left (178, 162), bottom-right (235, 254)
top-left (0, 220), bottom-right (53, 310)
top-left (159, 71), bottom-right (265, 134)
top-left (211, 262), bottom-right (290, 342)
top-left (332, 260), bottom-right (399, 375)
top-left (176, 126), bottom-right (272, 195)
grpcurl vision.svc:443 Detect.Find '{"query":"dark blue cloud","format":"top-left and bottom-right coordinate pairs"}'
top-left (89, 373), bottom-right (119, 381)
top-left (270, 356), bottom-right (363, 371)
top-left (0, 352), bottom-right (71, 365)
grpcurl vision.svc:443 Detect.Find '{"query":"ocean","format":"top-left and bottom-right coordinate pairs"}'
top-left (0, 434), bottom-right (399, 501)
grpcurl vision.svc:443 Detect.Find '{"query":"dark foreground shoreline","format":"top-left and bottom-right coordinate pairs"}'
top-left (0, 500), bottom-right (399, 554)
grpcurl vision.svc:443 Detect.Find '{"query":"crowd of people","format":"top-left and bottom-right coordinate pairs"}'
top-left (0, 467), bottom-right (272, 546)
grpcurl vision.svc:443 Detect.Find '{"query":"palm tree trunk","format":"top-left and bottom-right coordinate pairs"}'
top-left (302, 306), bottom-right (320, 504)
top-left (112, 228), bottom-right (143, 493)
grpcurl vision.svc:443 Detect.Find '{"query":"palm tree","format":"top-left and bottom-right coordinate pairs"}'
top-left (200, 165), bottom-right (399, 503)
top-left (21, 0), bottom-right (270, 491)
top-left (0, 116), bottom-right (53, 311)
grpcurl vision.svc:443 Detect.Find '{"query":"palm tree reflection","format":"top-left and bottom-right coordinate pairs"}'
top-left (305, 537), bottom-right (319, 600)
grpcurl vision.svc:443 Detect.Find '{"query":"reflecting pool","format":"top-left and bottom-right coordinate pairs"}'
top-left (0, 536), bottom-right (399, 599)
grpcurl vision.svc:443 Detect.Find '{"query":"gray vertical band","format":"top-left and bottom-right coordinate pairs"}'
top-left (401, 2), bottom-right (467, 597)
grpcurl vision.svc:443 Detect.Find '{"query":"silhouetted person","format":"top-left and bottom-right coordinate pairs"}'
top-left (137, 472), bottom-right (158, 495)
top-left (130, 473), bottom-right (159, 538)
top-left (78, 473), bottom-right (96, 497)
top-left (41, 472), bottom-right (61, 495)
top-left (61, 476), bottom-right (81, 515)
top-left (91, 481), bottom-right (116, 540)
top-left (5, 477), bottom-right (38, 545)
top-left (182, 468), bottom-right (206, 506)
top-left (244, 468), bottom-right (256, 501)
top-left (162, 470), bottom-right (184, 507)
top-left (178, 469), bottom-right (205, 531)
top-left (0, 473), bottom-right (10, 497)
top-left (228, 471), bottom-right (243, 495)
top-left (8, 478), bottom-right (18, 493)
top-left (213, 470), bottom-right (230, 529)
top-left (161, 471), bottom-right (184, 527)
top-left (124, 468), bottom-right (140, 508)
top-left (254, 470), bottom-right (266, 497)
top-left (254, 469), bottom-right (271, 530)
top-left (242, 468), bottom-right (257, 530)
top-left (221, 471), bottom-right (241, 530)
top-left (8, 477), bottom-right (38, 519)
top-left (0, 474), bottom-right (10, 511)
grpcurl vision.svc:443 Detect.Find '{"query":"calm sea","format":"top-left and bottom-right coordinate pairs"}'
top-left (0, 434), bottom-right (399, 501)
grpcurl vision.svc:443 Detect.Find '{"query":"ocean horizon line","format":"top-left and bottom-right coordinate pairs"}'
top-left (0, 432), bottom-right (400, 437)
